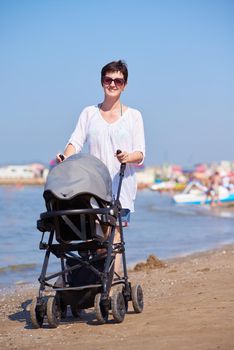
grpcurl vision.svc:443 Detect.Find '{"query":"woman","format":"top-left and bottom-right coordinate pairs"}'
top-left (57, 60), bottom-right (145, 271)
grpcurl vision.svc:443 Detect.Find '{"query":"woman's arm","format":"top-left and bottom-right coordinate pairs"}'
top-left (56, 143), bottom-right (76, 162)
top-left (116, 150), bottom-right (143, 164)
top-left (56, 107), bottom-right (89, 162)
top-left (64, 143), bottom-right (76, 157)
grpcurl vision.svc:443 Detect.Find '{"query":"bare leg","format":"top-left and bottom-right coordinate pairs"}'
top-left (98, 225), bottom-right (122, 274)
top-left (109, 227), bottom-right (122, 296)
top-left (113, 227), bottom-right (122, 275)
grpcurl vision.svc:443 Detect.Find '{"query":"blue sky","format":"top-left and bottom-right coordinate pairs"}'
top-left (0, 0), bottom-right (233, 167)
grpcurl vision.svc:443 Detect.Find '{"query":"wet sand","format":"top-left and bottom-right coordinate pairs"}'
top-left (0, 244), bottom-right (234, 350)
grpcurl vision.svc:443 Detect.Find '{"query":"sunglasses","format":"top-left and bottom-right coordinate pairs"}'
top-left (102, 76), bottom-right (125, 88)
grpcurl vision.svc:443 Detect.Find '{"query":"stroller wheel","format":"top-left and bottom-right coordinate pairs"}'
top-left (30, 297), bottom-right (45, 328)
top-left (111, 291), bottom-right (126, 323)
top-left (71, 304), bottom-right (81, 318)
top-left (131, 284), bottom-right (144, 313)
top-left (55, 292), bottom-right (67, 319)
top-left (60, 304), bottom-right (67, 319)
top-left (121, 284), bottom-right (131, 312)
top-left (94, 293), bottom-right (109, 324)
top-left (46, 296), bottom-right (61, 328)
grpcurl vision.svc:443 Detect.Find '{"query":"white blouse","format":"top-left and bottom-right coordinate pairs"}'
top-left (67, 105), bottom-right (145, 212)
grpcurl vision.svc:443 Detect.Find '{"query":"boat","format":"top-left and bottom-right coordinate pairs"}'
top-left (173, 181), bottom-right (234, 205)
top-left (150, 180), bottom-right (186, 192)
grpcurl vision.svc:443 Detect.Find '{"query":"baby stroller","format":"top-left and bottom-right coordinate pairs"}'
top-left (30, 153), bottom-right (143, 328)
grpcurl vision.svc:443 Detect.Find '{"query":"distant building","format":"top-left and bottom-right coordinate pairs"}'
top-left (0, 164), bottom-right (45, 179)
top-left (0, 165), bottom-right (35, 179)
top-left (135, 167), bottom-right (155, 186)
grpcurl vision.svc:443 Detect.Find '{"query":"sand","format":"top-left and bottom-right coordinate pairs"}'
top-left (0, 244), bottom-right (234, 350)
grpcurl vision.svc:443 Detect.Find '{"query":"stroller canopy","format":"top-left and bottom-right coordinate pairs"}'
top-left (44, 153), bottom-right (112, 203)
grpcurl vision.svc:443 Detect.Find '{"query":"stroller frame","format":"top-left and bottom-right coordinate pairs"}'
top-left (30, 161), bottom-right (143, 328)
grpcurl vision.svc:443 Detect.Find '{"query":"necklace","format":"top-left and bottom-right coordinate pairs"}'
top-left (99, 102), bottom-right (122, 117)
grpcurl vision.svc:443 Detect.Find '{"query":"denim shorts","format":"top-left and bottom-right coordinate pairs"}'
top-left (118, 208), bottom-right (131, 227)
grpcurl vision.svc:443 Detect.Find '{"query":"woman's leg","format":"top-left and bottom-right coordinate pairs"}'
top-left (113, 227), bottom-right (122, 275)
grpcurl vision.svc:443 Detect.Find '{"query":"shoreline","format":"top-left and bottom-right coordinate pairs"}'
top-left (1, 240), bottom-right (234, 291)
top-left (0, 243), bottom-right (234, 349)
top-left (0, 178), bottom-right (45, 186)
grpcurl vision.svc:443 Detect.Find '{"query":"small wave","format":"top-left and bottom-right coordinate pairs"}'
top-left (151, 205), bottom-right (197, 217)
top-left (0, 263), bottom-right (37, 273)
top-left (151, 204), bottom-right (234, 220)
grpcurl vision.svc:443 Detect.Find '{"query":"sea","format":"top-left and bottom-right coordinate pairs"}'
top-left (0, 185), bottom-right (234, 289)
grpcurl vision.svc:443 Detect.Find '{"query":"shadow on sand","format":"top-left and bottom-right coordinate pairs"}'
top-left (8, 298), bottom-right (135, 329)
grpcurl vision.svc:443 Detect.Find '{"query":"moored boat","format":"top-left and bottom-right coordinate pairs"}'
top-left (150, 181), bottom-right (186, 192)
top-left (173, 181), bottom-right (234, 205)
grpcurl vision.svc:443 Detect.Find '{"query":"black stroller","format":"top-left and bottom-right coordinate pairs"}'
top-left (30, 153), bottom-right (143, 328)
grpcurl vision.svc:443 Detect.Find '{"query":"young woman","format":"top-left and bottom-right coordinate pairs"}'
top-left (57, 60), bottom-right (145, 271)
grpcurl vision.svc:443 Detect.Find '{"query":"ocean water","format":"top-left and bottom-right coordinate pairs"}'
top-left (0, 186), bottom-right (234, 288)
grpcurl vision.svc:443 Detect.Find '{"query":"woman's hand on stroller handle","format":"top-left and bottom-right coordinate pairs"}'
top-left (116, 149), bottom-right (127, 164)
top-left (116, 150), bottom-right (127, 178)
top-left (56, 153), bottom-right (66, 163)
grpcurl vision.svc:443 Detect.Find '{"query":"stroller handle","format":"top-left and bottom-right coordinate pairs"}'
top-left (116, 149), bottom-right (126, 174)
top-left (116, 150), bottom-right (126, 202)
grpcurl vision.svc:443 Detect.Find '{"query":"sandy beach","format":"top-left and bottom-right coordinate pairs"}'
top-left (0, 244), bottom-right (234, 350)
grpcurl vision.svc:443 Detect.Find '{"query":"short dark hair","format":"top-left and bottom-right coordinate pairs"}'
top-left (101, 60), bottom-right (128, 84)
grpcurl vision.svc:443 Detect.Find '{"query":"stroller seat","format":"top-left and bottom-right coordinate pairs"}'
top-left (38, 153), bottom-right (114, 243)
top-left (44, 194), bottom-right (108, 243)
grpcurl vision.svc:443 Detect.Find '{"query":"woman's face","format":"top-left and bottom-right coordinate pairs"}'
top-left (102, 71), bottom-right (126, 98)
